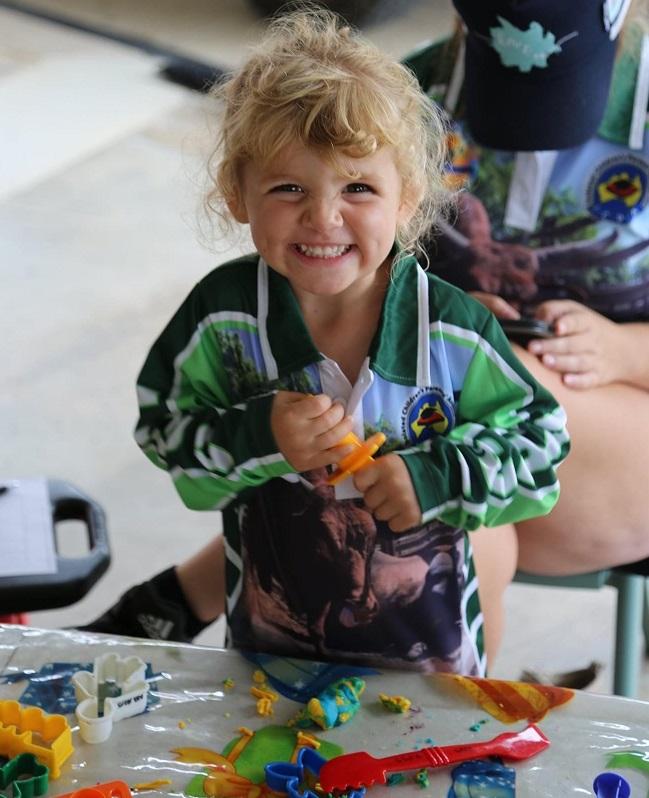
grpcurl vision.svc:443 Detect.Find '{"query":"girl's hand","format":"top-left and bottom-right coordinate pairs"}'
top-left (271, 392), bottom-right (353, 471)
top-left (528, 300), bottom-right (627, 389)
top-left (353, 453), bottom-right (421, 533)
top-left (469, 291), bottom-right (521, 320)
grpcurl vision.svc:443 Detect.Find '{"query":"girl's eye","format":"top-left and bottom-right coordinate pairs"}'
top-left (271, 184), bottom-right (303, 193)
top-left (345, 183), bottom-right (373, 193)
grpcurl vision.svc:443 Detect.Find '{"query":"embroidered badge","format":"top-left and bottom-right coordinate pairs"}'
top-left (587, 154), bottom-right (649, 223)
top-left (489, 16), bottom-right (562, 72)
top-left (401, 388), bottom-right (455, 445)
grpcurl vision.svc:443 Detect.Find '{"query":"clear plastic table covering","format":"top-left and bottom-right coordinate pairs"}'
top-left (0, 625), bottom-right (648, 798)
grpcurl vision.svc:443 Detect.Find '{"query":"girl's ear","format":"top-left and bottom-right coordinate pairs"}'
top-left (226, 190), bottom-right (249, 224)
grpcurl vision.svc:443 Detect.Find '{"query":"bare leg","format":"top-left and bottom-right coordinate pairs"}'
top-left (176, 535), bottom-right (225, 622)
top-left (512, 345), bottom-right (649, 575)
top-left (471, 523), bottom-right (518, 667)
top-left (469, 341), bottom-right (649, 667)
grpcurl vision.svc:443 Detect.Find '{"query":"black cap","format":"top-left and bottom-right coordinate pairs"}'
top-left (452, 0), bottom-right (618, 150)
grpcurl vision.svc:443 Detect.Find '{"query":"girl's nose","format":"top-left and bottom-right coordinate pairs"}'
top-left (303, 197), bottom-right (343, 231)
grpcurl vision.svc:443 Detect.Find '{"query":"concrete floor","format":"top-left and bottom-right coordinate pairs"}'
top-left (2, 0), bottom-right (647, 698)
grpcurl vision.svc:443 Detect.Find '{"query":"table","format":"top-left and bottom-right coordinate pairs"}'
top-left (1, 625), bottom-right (648, 798)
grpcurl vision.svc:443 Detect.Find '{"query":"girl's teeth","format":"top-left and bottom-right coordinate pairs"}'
top-left (296, 244), bottom-right (350, 257)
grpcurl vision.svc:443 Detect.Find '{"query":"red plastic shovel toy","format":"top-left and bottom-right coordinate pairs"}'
top-left (317, 724), bottom-right (549, 792)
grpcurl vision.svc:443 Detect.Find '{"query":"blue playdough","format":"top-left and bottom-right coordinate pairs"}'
top-left (447, 760), bottom-right (515, 798)
top-left (291, 676), bottom-right (365, 730)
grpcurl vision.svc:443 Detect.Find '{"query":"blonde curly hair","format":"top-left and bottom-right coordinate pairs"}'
top-left (206, 7), bottom-right (451, 261)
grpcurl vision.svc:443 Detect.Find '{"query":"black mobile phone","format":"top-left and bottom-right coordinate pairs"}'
top-left (500, 318), bottom-right (555, 342)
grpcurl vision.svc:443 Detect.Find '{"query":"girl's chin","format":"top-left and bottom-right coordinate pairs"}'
top-left (288, 271), bottom-right (358, 297)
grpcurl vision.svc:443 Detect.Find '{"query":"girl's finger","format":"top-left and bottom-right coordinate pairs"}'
top-left (353, 463), bottom-right (379, 494)
top-left (388, 508), bottom-right (420, 533)
top-left (372, 500), bottom-right (395, 522)
top-left (303, 393), bottom-right (334, 419)
top-left (310, 404), bottom-right (347, 438)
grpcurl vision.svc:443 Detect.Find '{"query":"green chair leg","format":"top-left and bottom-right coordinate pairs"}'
top-left (610, 572), bottom-right (644, 698)
top-left (514, 569), bottom-right (646, 698)
top-left (642, 580), bottom-right (649, 656)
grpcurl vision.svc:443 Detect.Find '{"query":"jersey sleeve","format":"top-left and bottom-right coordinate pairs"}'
top-left (398, 311), bottom-right (570, 531)
top-left (134, 283), bottom-right (294, 511)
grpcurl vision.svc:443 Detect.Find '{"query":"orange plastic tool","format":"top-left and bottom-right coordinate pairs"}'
top-left (327, 432), bottom-right (386, 486)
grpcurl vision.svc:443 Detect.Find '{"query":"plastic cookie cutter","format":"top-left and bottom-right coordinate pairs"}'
top-left (266, 746), bottom-right (365, 798)
top-left (327, 432), bottom-right (386, 486)
top-left (593, 772), bottom-right (631, 798)
top-left (0, 753), bottom-right (49, 798)
top-left (72, 653), bottom-right (149, 744)
top-left (53, 780), bottom-right (133, 798)
top-left (0, 700), bottom-right (73, 780)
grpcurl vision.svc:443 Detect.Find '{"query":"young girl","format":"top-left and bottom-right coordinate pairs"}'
top-left (131, 9), bottom-right (569, 674)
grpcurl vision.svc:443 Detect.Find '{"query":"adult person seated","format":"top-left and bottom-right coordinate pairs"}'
top-left (78, 0), bottom-right (649, 667)
top-left (403, 0), bottom-right (649, 655)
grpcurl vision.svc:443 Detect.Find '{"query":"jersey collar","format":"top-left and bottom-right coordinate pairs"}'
top-left (262, 253), bottom-right (428, 386)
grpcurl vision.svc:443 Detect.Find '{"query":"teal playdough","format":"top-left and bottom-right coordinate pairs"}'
top-left (291, 677), bottom-right (366, 730)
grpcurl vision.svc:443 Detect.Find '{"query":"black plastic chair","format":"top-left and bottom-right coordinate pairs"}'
top-left (0, 479), bottom-right (110, 613)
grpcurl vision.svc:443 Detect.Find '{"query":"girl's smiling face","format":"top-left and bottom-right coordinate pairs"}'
top-left (228, 141), bottom-right (412, 304)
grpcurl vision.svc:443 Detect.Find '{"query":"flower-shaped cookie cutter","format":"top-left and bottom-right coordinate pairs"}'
top-left (72, 654), bottom-right (149, 744)
top-left (0, 700), bottom-right (73, 779)
top-left (0, 753), bottom-right (49, 798)
top-left (265, 747), bottom-right (365, 798)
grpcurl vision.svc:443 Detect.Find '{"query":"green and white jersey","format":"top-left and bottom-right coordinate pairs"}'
top-left (135, 253), bottom-right (569, 675)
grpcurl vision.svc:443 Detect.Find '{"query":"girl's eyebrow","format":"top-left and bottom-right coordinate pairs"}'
top-left (260, 164), bottom-right (385, 183)
top-left (338, 164), bottom-right (384, 180)
top-left (258, 164), bottom-right (301, 180)
top-left (261, 174), bottom-right (303, 185)
top-left (263, 171), bottom-right (296, 180)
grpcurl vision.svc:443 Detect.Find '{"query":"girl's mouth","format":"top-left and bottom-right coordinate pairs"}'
top-left (293, 244), bottom-right (352, 258)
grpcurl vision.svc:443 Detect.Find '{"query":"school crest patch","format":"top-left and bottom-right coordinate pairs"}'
top-left (587, 154), bottom-right (649, 223)
top-left (401, 387), bottom-right (455, 445)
